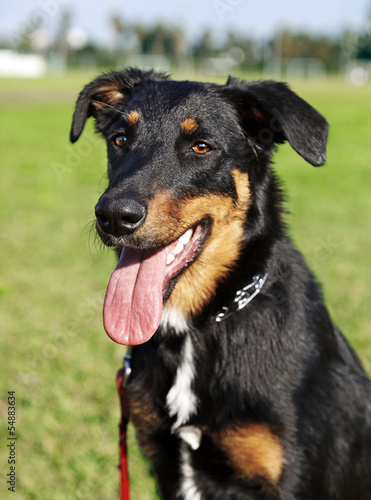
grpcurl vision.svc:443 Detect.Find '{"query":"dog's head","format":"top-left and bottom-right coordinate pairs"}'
top-left (70, 69), bottom-right (328, 345)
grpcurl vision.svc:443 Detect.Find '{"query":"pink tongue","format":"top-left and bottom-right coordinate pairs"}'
top-left (103, 246), bottom-right (168, 345)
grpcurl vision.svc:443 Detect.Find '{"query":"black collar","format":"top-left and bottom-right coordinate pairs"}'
top-left (214, 273), bottom-right (268, 323)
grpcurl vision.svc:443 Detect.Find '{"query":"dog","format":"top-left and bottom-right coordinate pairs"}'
top-left (70, 69), bottom-right (371, 500)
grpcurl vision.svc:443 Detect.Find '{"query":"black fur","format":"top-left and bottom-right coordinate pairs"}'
top-left (71, 69), bottom-right (371, 500)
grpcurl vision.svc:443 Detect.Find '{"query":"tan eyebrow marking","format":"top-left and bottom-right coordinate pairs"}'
top-left (127, 110), bottom-right (140, 125)
top-left (181, 118), bottom-right (199, 134)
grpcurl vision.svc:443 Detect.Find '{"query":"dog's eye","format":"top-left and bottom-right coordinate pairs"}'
top-left (114, 135), bottom-right (127, 147)
top-left (192, 143), bottom-right (211, 154)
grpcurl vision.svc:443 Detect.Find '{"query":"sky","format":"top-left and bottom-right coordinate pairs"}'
top-left (1, 0), bottom-right (371, 47)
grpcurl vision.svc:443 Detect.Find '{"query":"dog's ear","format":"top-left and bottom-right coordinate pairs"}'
top-left (223, 77), bottom-right (329, 166)
top-left (70, 68), bottom-right (168, 143)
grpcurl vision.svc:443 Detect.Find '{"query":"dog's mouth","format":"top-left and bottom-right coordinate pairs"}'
top-left (103, 220), bottom-right (210, 346)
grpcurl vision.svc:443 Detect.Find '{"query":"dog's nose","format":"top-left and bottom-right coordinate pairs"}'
top-left (95, 196), bottom-right (147, 236)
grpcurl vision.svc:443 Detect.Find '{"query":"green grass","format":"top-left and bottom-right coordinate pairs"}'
top-left (0, 72), bottom-right (370, 499)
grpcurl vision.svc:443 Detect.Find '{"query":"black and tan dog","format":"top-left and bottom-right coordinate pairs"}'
top-left (70, 69), bottom-right (371, 500)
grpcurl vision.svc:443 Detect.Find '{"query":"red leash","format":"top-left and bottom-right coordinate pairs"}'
top-left (116, 354), bottom-right (132, 500)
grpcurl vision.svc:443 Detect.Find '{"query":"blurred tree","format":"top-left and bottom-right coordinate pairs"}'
top-left (225, 32), bottom-right (255, 66)
top-left (356, 6), bottom-right (371, 59)
top-left (111, 14), bottom-right (125, 39)
top-left (137, 23), bottom-right (183, 58)
top-left (2, 8), bottom-right (370, 73)
top-left (134, 25), bottom-right (146, 51)
top-left (271, 30), bottom-right (341, 70)
top-left (110, 13), bottom-right (127, 62)
top-left (193, 30), bottom-right (214, 60)
top-left (280, 30), bottom-right (333, 59)
top-left (10, 17), bottom-right (44, 52)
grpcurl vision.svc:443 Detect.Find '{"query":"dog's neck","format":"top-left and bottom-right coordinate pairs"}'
top-left (214, 272), bottom-right (269, 323)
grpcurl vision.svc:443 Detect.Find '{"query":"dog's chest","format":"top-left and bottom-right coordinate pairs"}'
top-left (166, 334), bottom-right (198, 429)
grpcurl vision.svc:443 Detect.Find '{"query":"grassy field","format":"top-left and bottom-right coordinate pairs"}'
top-left (0, 71), bottom-right (370, 499)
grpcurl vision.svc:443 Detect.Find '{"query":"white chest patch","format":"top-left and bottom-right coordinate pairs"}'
top-left (166, 334), bottom-right (198, 430)
top-left (177, 426), bottom-right (202, 450)
top-left (179, 443), bottom-right (202, 500)
top-left (160, 306), bottom-right (190, 334)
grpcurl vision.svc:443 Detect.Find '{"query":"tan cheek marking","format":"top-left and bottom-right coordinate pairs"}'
top-left (181, 118), bottom-right (199, 134)
top-left (216, 424), bottom-right (284, 485)
top-left (232, 168), bottom-right (251, 206)
top-left (136, 191), bottom-right (178, 244)
top-left (169, 169), bottom-right (251, 316)
top-left (127, 110), bottom-right (140, 125)
top-left (167, 195), bottom-right (243, 316)
top-left (135, 169), bottom-right (251, 318)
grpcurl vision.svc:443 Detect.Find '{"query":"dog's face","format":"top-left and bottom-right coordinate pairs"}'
top-left (71, 69), bottom-right (328, 345)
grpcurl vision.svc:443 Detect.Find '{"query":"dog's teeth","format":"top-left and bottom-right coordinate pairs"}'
top-left (167, 229), bottom-right (193, 265)
top-left (180, 229), bottom-right (193, 245)
top-left (174, 239), bottom-right (184, 256)
top-left (166, 253), bottom-right (175, 265)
